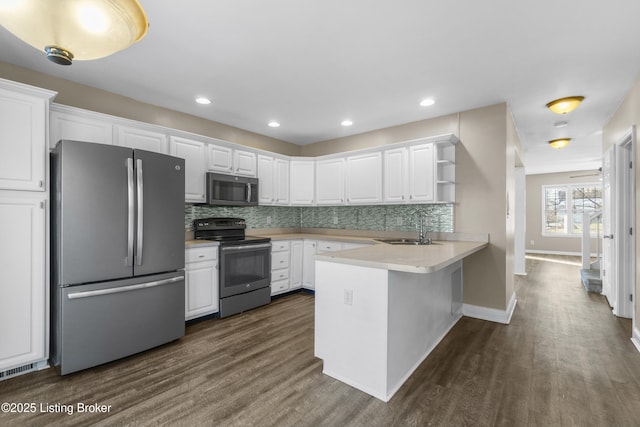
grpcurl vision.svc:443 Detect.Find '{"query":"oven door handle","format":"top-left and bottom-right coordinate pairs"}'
top-left (221, 243), bottom-right (272, 251)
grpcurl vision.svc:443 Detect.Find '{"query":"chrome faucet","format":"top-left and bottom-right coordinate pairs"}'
top-left (415, 211), bottom-right (432, 245)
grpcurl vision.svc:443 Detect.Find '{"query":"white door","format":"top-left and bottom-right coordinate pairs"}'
top-left (602, 145), bottom-right (616, 307)
top-left (169, 136), bottom-right (206, 202)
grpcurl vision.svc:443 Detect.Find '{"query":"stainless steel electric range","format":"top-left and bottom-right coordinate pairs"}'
top-left (193, 218), bottom-right (271, 318)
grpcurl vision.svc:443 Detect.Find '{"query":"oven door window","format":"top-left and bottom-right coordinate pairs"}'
top-left (220, 245), bottom-right (271, 297)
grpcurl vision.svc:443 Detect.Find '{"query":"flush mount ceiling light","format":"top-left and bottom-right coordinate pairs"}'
top-left (419, 97), bottom-right (436, 107)
top-left (548, 138), bottom-right (571, 149)
top-left (268, 121), bottom-right (280, 128)
top-left (0, 0), bottom-right (148, 65)
top-left (546, 96), bottom-right (584, 114)
top-left (341, 119), bottom-right (353, 127)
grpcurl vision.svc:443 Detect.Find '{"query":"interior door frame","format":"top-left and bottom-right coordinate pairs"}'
top-left (616, 127), bottom-right (635, 319)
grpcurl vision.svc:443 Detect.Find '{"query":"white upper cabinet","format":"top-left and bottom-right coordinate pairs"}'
top-left (169, 136), bottom-right (206, 202)
top-left (0, 80), bottom-right (55, 191)
top-left (207, 144), bottom-right (257, 177)
top-left (207, 144), bottom-right (234, 173)
top-left (346, 152), bottom-right (382, 204)
top-left (50, 107), bottom-right (113, 147)
top-left (258, 155), bottom-right (289, 205)
top-left (115, 125), bottom-right (168, 154)
top-left (316, 158), bottom-right (345, 205)
top-left (233, 149), bottom-right (257, 177)
top-left (383, 147), bottom-right (409, 203)
top-left (290, 159), bottom-right (315, 205)
top-left (408, 143), bottom-right (436, 202)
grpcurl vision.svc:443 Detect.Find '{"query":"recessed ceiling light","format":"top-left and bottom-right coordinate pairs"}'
top-left (268, 121), bottom-right (280, 128)
top-left (195, 97), bottom-right (211, 105)
top-left (546, 96), bottom-right (584, 114)
top-left (548, 138), bottom-right (571, 149)
top-left (419, 97), bottom-right (436, 107)
top-left (341, 119), bottom-right (353, 127)
top-left (554, 121), bottom-right (569, 128)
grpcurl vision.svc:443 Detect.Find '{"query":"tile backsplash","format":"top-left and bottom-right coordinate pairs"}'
top-left (186, 204), bottom-right (453, 233)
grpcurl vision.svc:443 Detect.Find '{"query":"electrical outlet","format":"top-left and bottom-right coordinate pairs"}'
top-left (333, 215), bottom-right (338, 225)
top-left (530, 240), bottom-right (534, 246)
top-left (396, 216), bottom-right (403, 226)
top-left (344, 289), bottom-right (353, 306)
top-left (267, 216), bottom-right (272, 225)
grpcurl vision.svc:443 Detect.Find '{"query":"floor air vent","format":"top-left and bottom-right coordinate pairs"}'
top-left (0, 363), bottom-right (36, 381)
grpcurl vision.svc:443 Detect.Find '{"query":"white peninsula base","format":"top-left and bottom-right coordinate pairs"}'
top-left (314, 259), bottom-right (463, 402)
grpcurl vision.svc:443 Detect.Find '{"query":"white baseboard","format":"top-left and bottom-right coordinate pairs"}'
top-left (462, 292), bottom-right (518, 325)
top-left (632, 326), bottom-right (640, 353)
top-left (463, 293), bottom-right (517, 324)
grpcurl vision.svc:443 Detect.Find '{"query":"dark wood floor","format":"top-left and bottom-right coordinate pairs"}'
top-left (2, 255), bottom-right (640, 426)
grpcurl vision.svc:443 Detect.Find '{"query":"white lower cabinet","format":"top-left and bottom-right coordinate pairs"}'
top-left (271, 241), bottom-right (291, 295)
top-left (0, 191), bottom-right (46, 374)
top-left (185, 245), bottom-right (219, 320)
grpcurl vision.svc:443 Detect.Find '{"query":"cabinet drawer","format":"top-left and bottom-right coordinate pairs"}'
top-left (271, 268), bottom-right (289, 282)
top-left (271, 278), bottom-right (290, 295)
top-left (272, 241), bottom-right (291, 252)
top-left (271, 251), bottom-right (290, 269)
top-left (186, 246), bottom-right (217, 263)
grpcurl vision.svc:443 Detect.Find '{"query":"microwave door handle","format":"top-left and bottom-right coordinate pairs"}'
top-left (246, 182), bottom-right (251, 203)
top-left (135, 158), bottom-right (144, 266)
top-left (126, 158), bottom-right (135, 266)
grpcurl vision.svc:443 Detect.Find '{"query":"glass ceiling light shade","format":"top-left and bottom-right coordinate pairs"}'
top-left (0, 0), bottom-right (148, 65)
top-left (546, 96), bottom-right (584, 114)
top-left (548, 138), bottom-right (571, 149)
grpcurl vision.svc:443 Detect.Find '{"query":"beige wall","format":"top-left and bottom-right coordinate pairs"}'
top-left (603, 77), bottom-right (640, 337)
top-left (526, 171), bottom-right (601, 254)
top-left (0, 61), bottom-right (300, 156)
top-left (307, 103), bottom-right (513, 311)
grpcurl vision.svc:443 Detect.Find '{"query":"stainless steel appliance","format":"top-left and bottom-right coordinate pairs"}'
top-left (205, 172), bottom-right (259, 206)
top-left (193, 218), bottom-right (271, 318)
top-left (50, 140), bottom-right (186, 375)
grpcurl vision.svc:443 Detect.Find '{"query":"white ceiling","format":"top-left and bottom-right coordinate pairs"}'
top-left (1, 0), bottom-right (640, 174)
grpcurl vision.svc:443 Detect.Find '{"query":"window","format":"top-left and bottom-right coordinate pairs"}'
top-left (543, 184), bottom-right (602, 236)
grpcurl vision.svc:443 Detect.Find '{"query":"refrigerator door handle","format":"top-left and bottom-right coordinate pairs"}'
top-left (67, 276), bottom-right (185, 300)
top-left (126, 158), bottom-right (135, 266)
top-left (136, 158), bottom-right (144, 266)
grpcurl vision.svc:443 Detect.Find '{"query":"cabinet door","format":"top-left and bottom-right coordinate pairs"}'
top-left (233, 150), bottom-right (257, 177)
top-left (50, 110), bottom-right (113, 147)
top-left (170, 136), bottom-right (206, 202)
top-left (290, 160), bottom-right (315, 205)
top-left (185, 260), bottom-right (218, 320)
top-left (316, 158), bottom-right (345, 205)
top-left (0, 192), bottom-right (46, 371)
top-left (274, 158), bottom-right (290, 205)
top-left (408, 143), bottom-right (435, 202)
top-left (290, 241), bottom-right (304, 290)
top-left (302, 240), bottom-right (317, 289)
top-left (257, 155), bottom-right (275, 205)
top-left (0, 88), bottom-right (48, 191)
top-left (207, 144), bottom-right (234, 173)
top-left (116, 125), bottom-right (168, 153)
top-left (346, 152), bottom-right (382, 204)
top-left (384, 147), bottom-right (408, 203)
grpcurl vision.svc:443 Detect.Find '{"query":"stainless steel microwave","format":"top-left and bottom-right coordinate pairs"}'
top-left (205, 172), bottom-right (259, 206)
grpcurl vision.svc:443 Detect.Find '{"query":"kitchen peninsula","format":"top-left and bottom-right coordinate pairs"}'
top-left (313, 236), bottom-right (488, 402)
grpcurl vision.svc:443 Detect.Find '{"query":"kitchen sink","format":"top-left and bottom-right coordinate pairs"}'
top-left (375, 238), bottom-right (439, 246)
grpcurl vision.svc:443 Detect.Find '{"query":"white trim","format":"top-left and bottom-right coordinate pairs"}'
top-left (632, 326), bottom-right (640, 353)
top-left (463, 293), bottom-right (517, 324)
top-left (526, 249), bottom-right (583, 257)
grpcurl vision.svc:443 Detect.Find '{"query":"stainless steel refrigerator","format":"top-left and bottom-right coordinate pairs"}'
top-left (50, 140), bottom-right (186, 375)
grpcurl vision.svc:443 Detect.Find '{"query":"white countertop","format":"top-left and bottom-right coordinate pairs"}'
top-left (314, 240), bottom-right (488, 274)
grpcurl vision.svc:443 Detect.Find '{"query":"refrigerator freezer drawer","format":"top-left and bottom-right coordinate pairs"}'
top-left (53, 272), bottom-right (185, 375)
